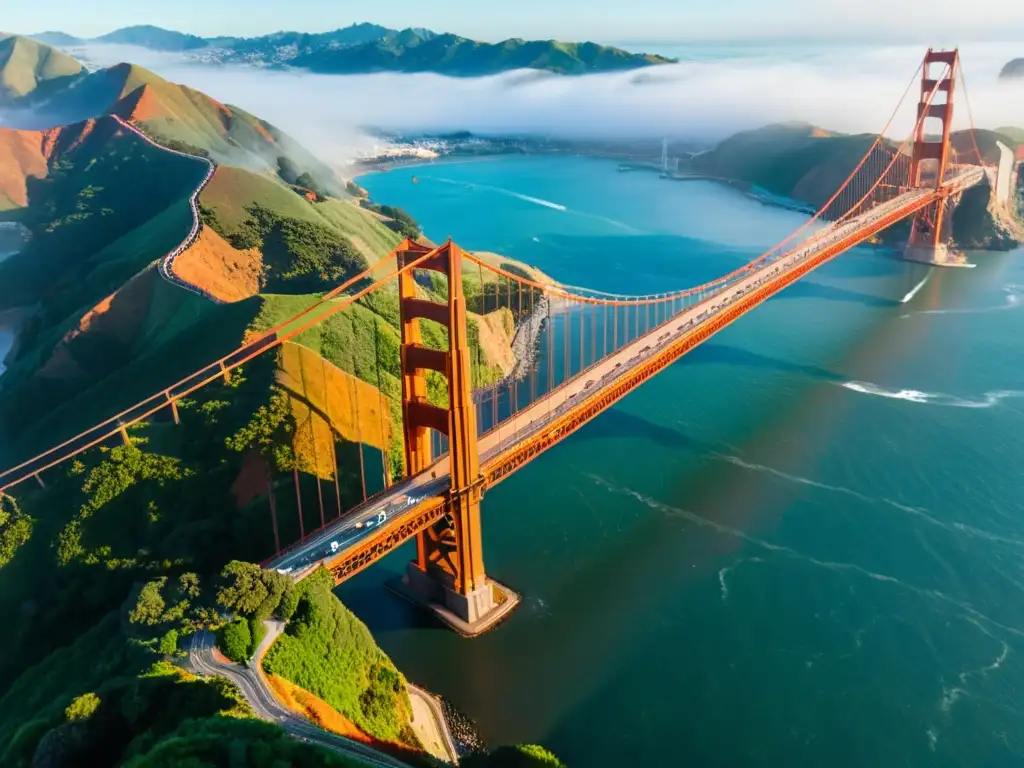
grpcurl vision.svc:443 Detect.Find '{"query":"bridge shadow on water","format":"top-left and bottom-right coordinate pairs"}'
top-left (676, 342), bottom-right (845, 382)
top-left (769, 279), bottom-right (900, 309)
top-left (569, 408), bottom-right (717, 454)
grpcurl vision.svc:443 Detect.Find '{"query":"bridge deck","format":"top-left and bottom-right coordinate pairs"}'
top-left (267, 167), bottom-right (984, 580)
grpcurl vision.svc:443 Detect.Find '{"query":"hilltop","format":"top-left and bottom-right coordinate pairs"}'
top-left (0, 38), bottom-right (334, 178)
top-left (28, 22), bottom-right (674, 75)
top-left (0, 33), bottom-right (85, 105)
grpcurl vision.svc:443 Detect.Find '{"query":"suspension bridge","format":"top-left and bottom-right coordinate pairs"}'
top-left (0, 49), bottom-right (1001, 634)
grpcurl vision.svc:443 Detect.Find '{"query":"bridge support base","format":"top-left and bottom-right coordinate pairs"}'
top-left (902, 244), bottom-right (975, 268)
top-left (387, 564), bottom-right (521, 637)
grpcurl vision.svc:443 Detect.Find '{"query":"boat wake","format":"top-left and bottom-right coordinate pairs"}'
top-left (901, 273), bottom-right (931, 303)
top-left (431, 177), bottom-right (567, 210)
top-left (839, 381), bottom-right (1024, 409)
top-left (910, 283), bottom-right (1023, 317)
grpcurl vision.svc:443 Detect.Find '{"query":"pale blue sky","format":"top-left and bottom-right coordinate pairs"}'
top-left (5, 0), bottom-right (1023, 44)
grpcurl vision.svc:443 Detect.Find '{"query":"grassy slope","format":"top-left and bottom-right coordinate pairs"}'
top-left (691, 122), bottom-right (878, 207)
top-left (0, 34), bottom-right (84, 104)
top-left (0, 128), bottom-right (48, 210)
top-left (262, 570), bottom-right (416, 745)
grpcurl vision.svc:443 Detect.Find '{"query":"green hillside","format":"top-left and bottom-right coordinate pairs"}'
top-left (0, 34), bottom-right (84, 105)
top-left (294, 32), bottom-right (675, 75)
top-left (691, 122), bottom-right (878, 208)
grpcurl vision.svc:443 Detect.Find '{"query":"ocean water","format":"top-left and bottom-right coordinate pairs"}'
top-left (347, 155), bottom-right (1024, 767)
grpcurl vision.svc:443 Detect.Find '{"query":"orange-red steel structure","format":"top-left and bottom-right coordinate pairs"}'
top-left (907, 49), bottom-right (960, 254)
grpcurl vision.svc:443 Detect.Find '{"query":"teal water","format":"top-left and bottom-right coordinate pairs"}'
top-left (349, 155), bottom-right (1024, 767)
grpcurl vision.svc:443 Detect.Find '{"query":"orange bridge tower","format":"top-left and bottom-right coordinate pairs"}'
top-left (904, 48), bottom-right (961, 266)
top-left (390, 239), bottom-right (519, 635)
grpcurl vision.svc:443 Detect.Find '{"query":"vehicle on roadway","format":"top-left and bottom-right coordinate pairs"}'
top-left (355, 509), bottom-right (388, 530)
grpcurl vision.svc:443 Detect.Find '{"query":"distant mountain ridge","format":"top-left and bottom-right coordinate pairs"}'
top-left (26, 22), bottom-right (675, 75)
top-left (0, 33), bottom-right (85, 104)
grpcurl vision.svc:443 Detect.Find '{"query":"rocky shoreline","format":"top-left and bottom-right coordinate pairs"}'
top-left (438, 694), bottom-right (488, 757)
top-left (473, 293), bottom-right (554, 405)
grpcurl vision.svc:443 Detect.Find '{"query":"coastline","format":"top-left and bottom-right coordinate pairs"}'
top-left (351, 149), bottom-right (818, 218)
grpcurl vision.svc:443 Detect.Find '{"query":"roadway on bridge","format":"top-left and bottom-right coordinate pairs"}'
top-left (268, 168), bottom-right (983, 577)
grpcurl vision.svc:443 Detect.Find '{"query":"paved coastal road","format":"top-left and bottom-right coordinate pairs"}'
top-left (187, 631), bottom-right (411, 767)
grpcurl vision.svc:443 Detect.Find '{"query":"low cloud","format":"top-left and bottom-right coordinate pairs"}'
top-left (49, 41), bottom-right (1024, 162)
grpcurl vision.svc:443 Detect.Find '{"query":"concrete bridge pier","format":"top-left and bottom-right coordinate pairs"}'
top-left (902, 242), bottom-right (974, 268)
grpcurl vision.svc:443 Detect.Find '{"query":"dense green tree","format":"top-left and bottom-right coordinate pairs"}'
top-left (216, 561), bottom-right (270, 616)
top-left (128, 578), bottom-right (168, 627)
top-left (218, 618), bottom-right (252, 663)
top-left (65, 693), bottom-right (101, 722)
top-left (0, 494), bottom-right (32, 568)
top-left (157, 629), bottom-right (179, 657)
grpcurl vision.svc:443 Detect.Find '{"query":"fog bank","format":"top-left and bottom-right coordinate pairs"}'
top-left (46, 41), bottom-right (1024, 161)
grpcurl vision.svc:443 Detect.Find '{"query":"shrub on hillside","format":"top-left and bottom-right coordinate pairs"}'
top-left (218, 618), bottom-right (252, 663)
top-left (64, 693), bottom-right (101, 722)
top-left (0, 494), bottom-right (32, 568)
top-left (223, 204), bottom-right (369, 291)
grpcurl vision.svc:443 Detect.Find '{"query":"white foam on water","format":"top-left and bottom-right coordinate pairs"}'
top-left (719, 453), bottom-right (1024, 549)
top-left (839, 381), bottom-right (1024, 409)
top-left (915, 283), bottom-right (1023, 316)
top-left (717, 556), bottom-right (764, 602)
top-left (585, 474), bottom-right (1024, 644)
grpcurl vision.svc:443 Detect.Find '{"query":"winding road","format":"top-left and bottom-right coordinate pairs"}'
top-left (187, 630), bottom-right (415, 767)
top-left (112, 116), bottom-right (222, 304)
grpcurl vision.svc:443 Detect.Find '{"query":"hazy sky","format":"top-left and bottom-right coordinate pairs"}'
top-left (6, 0), bottom-right (1024, 43)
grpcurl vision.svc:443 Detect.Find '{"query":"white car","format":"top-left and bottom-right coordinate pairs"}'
top-left (355, 510), bottom-right (388, 530)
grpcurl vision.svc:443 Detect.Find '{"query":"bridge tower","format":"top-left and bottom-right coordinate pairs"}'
top-left (904, 48), bottom-right (961, 266)
top-left (392, 239), bottom-right (518, 635)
